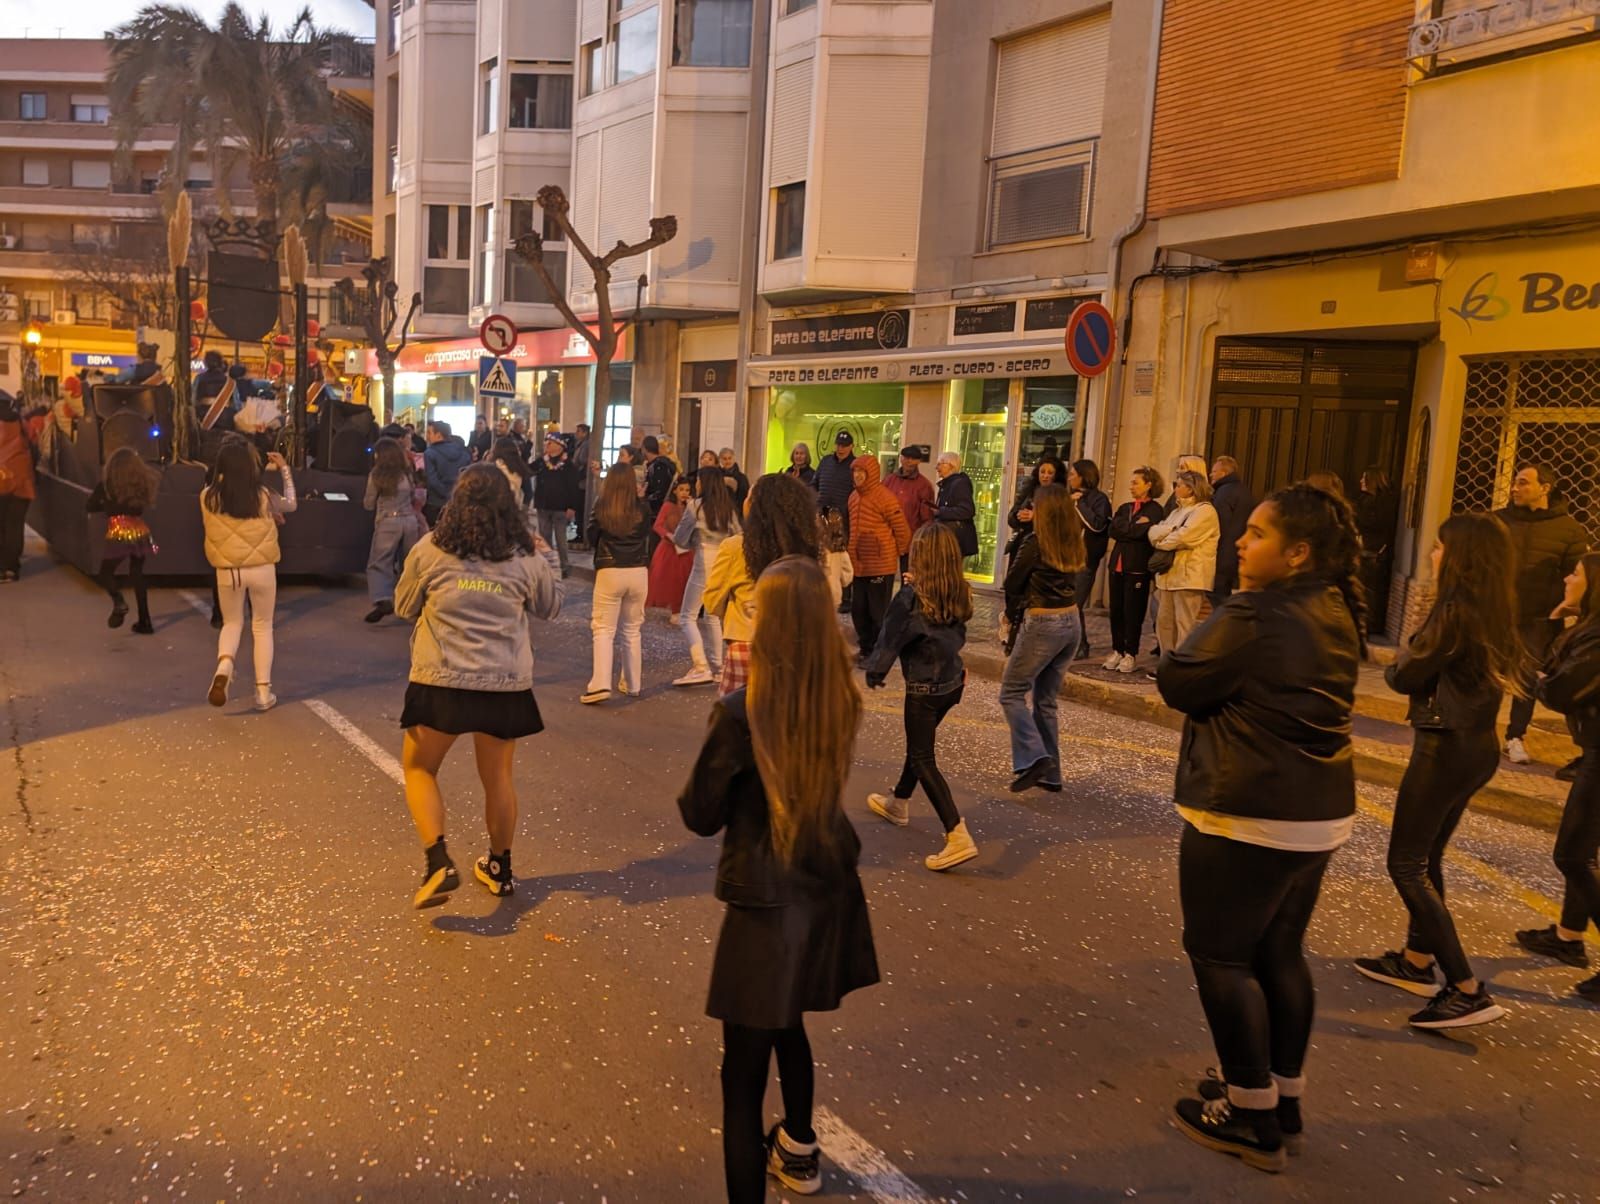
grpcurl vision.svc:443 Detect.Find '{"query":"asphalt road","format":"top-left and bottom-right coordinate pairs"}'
top-left (3, 540), bottom-right (1599, 1203)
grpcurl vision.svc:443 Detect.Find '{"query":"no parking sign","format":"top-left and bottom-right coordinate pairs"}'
top-left (1064, 301), bottom-right (1116, 377)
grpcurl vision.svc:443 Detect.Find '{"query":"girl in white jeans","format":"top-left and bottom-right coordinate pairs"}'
top-left (583, 464), bottom-right (653, 705)
top-left (201, 436), bottom-right (297, 711)
top-left (671, 465), bottom-right (741, 687)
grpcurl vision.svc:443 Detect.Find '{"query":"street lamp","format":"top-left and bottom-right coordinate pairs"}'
top-left (21, 321), bottom-right (44, 404)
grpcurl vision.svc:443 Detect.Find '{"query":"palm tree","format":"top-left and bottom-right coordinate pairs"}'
top-left (106, 4), bottom-right (355, 231)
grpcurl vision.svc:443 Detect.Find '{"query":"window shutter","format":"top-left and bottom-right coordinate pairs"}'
top-left (992, 11), bottom-right (1110, 157)
top-left (580, 0), bottom-right (606, 45)
top-left (769, 58), bottom-right (813, 186)
top-left (569, 131), bottom-right (601, 296)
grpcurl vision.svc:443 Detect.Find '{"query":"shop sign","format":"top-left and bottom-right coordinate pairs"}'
top-left (1024, 296), bottom-right (1084, 331)
top-left (952, 302), bottom-right (1016, 338)
top-left (749, 347), bottom-right (1071, 386)
top-left (1032, 404), bottom-right (1071, 431)
top-left (71, 352), bottom-right (136, 370)
top-left (770, 309), bottom-right (910, 356)
top-left (1449, 270), bottom-right (1600, 327)
top-left (366, 325), bottom-right (618, 376)
top-left (681, 359), bottom-right (737, 393)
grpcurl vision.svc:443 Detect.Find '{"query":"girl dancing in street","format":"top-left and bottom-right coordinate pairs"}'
top-left (87, 446), bottom-right (159, 634)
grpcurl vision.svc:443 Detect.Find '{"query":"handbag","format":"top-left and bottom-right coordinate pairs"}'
top-left (1146, 547), bottom-right (1175, 575)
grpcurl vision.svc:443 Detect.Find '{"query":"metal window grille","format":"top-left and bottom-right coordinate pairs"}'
top-left (1450, 353), bottom-right (1600, 543)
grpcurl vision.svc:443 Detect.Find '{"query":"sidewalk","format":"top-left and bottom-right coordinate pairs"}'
top-left (566, 547), bottom-right (1574, 829)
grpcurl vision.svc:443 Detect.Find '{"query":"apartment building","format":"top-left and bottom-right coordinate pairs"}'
top-left (1113, 0), bottom-right (1600, 638)
top-left (0, 36), bottom-right (376, 398)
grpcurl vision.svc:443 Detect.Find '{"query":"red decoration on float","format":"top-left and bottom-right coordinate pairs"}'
top-left (305, 318), bottom-right (320, 339)
top-left (190, 300), bottom-right (206, 323)
top-left (267, 361), bottom-right (284, 379)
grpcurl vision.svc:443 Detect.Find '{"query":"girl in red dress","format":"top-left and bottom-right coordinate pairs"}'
top-left (648, 476), bottom-right (694, 619)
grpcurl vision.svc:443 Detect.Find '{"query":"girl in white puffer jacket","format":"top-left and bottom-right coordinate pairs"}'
top-left (201, 435), bottom-right (297, 711)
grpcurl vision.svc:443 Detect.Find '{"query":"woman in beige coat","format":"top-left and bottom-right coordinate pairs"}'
top-left (1149, 470), bottom-right (1219, 656)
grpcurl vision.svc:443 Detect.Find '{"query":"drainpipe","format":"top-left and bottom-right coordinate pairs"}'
top-left (1095, 0), bottom-right (1166, 480)
top-left (731, 0), bottom-right (774, 469)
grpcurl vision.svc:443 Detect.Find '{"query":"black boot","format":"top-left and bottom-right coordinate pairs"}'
top-left (1198, 1073), bottom-right (1302, 1153)
top-left (413, 838), bottom-right (459, 909)
top-left (107, 593), bottom-right (128, 628)
top-left (1174, 1096), bottom-right (1285, 1173)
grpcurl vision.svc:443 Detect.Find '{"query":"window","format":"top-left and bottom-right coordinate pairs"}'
top-left (70, 159), bottom-right (111, 189)
top-left (672, 0), bottom-right (752, 67)
top-left (478, 204), bottom-right (497, 307)
top-left (986, 14), bottom-right (1107, 249)
top-left (613, 6), bottom-right (660, 84)
top-left (772, 182), bottom-right (804, 260)
top-left (388, 0), bottom-right (400, 51)
top-left (480, 58), bottom-right (499, 135)
top-left (184, 162), bottom-right (213, 191)
top-left (70, 95), bottom-right (110, 124)
top-left (19, 92), bottom-right (45, 120)
top-left (0, 348), bottom-right (8, 376)
top-left (783, 0), bottom-right (816, 12)
top-left (71, 223), bottom-right (112, 249)
top-left (508, 70), bottom-right (574, 129)
top-left (423, 204), bottom-right (470, 315)
top-left (22, 159), bottom-right (48, 187)
top-left (505, 200), bottom-right (568, 305)
top-left (581, 39), bottom-right (604, 96)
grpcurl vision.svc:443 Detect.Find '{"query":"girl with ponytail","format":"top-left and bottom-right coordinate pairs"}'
top-left (677, 556), bottom-right (879, 1201)
top-left (1155, 482), bottom-right (1363, 1173)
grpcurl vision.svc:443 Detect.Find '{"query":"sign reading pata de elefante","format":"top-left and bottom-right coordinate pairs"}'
top-left (770, 310), bottom-right (911, 356)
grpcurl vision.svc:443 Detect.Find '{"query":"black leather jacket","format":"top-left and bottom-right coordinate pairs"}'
top-left (678, 691), bottom-right (863, 907)
top-left (1157, 575), bottom-right (1359, 825)
top-left (588, 507), bottom-right (651, 570)
top-left (1385, 606), bottom-right (1504, 731)
top-left (1540, 624), bottom-right (1600, 749)
top-left (1003, 533), bottom-right (1077, 623)
top-left (863, 585), bottom-right (966, 691)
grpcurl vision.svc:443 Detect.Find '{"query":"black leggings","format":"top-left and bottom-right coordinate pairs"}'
top-left (99, 555), bottom-right (150, 625)
top-left (1108, 570), bottom-right (1151, 657)
top-left (1554, 752), bottom-right (1600, 934)
top-left (721, 1020), bottom-right (814, 1204)
top-left (851, 574), bottom-right (896, 657)
top-left (1507, 620), bottom-right (1559, 741)
top-left (1180, 824), bottom-right (1333, 1092)
top-left (1386, 726), bottom-right (1499, 984)
top-left (1073, 545), bottom-right (1107, 652)
top-left (893, 687), bottom-right (963, 832)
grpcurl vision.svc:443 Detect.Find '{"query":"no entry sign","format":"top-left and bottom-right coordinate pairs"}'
top-left (479, 313), bottom-right (518, 357)
top-left (1064, 301), bottom-right (1115, 377)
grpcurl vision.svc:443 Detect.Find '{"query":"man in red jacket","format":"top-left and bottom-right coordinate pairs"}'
top-left (883, 445), bottom-right (935, 572)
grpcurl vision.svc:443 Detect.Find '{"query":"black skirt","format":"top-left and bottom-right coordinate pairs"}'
top-left (400, 682), bottom-right (544, 740)
top-left (706, 875), bottom-right (880, 1030)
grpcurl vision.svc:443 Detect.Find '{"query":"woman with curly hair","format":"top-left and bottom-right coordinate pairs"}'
top-left (87, 446), bottom-right (160, 634)
top-left (704, 473), bottom-right (823, 697)
top-left (394, 463), bottom-right (565, 908)
top-left (1355, 513), bottom-right (1519, 1029)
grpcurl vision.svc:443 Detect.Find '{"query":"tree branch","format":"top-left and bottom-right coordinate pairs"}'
top-left (511, 234), bottom-right (597, 351)
top-left (599, 215), bottom-right (678, 270)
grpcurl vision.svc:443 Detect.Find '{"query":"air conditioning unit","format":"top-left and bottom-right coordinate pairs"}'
top-left (0, 235), bottom-right (18, 250)
top-left (53, 309), bottom-right (78, 325)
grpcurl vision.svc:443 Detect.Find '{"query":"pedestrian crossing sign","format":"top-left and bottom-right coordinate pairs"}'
top-left (478, 355), bottom-right (517, 398)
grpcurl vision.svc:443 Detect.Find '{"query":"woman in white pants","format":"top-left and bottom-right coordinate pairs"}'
top-left (671, 466), bottom-right (741, 687)
top-left (200, 436), bottom-right (297, 711)
top-left (582, 463), bottom-right (653, 705)
top-left (1149, 470), bottom-right (1220, 656)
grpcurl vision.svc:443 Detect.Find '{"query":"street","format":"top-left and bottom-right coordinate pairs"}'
top-left (3, 546), bottom-right (1599, 1203)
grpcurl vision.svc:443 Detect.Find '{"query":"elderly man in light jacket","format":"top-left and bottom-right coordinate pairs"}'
top-left (1149, 468), bottom-right (1220, 657)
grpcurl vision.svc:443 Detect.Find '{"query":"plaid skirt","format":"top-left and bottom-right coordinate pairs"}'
top-left (718, 640), bottom-right (751, 698)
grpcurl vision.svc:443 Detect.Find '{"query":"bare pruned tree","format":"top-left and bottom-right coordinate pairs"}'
top-left (511, 185), bottom-right (677, 446)
top-left (60, 232), bottom-right (195, 333)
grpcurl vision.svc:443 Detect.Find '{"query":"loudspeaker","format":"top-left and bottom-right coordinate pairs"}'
top-left (318, 398), bottom-right (376, 471)
top-left (92, 384), bottom-right (163, 465)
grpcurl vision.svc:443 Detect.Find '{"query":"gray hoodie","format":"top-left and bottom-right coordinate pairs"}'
top-left (395, 534), bottom-right (564, 691)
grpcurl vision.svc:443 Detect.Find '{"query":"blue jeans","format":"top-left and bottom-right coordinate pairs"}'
top-left (1000, 610), bottom-right (1081, 776)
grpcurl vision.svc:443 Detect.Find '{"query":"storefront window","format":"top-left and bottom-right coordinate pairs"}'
top-left (946, 379), bottom-right (1010, 583)
top-left (600, 363), bottom-right (635, 466)
top-left (1016, 374), bottom-right (1079, 497)
top-left (763, 383), bottom-right (905, 479)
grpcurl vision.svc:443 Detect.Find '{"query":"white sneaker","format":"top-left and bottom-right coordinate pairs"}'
top-left (1505, 737), bottom-right (1530, 765)
top-left (1116, 654), bottom-right (1137, 674)
top-left (867, 793), bottom-right (910, 827)
top-left (674, 667), bottom-right (715, 687)
top-left (580, 688), bottom-right (610, 705)
top-left (1102, 652), bottom-right (1123, 671)
top-left (925, 821), bottom-right (979, 872)
top-left (253, 686), bottom-right (276, 712)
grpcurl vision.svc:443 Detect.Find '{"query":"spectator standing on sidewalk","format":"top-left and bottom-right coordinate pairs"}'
top-left (583, 463), bottom-right (653, 706)
top-left (642, 436), bottom-right (676, 545)
top-left (1149, 470), bottom-right (1220, 657)
top-left (1519, 551), bottom-right (1600, 1002)
top-left (1355, 513), bottom-right (1519, 1029)
top-left (571, 423), bottom-right (593, 548)
top-left (883, 446), bottom-right (936, 564)
top-left (719, 448), bottom-right (751, 511)
top-left (1495, 463), bottom-right (1589, 765)
top-left (1208, 455), bottom-right (1255, 603)
top-left (1355, 466), bottom-right (1399, 623)
top-left (677, 555), bottom-right (878, 1203)
top-left (1000, 484), bottom-right (1085, 795)
top-left (814, 431), bottom-right (856, 534)
top-left (933, 452), bottom-right (980, 564)
top-left (847, 455), bottom-right (912, 664)
top-left (1068, 459), bottom-right (1111, 660)
top-left (1104, 466), bottom-right (1164, 673)
top-left (1158, 483), bottom-right (1363, 1173)
top-left (1005, 456), bottom-right (1066, 563)
top-left (530, 432), bottom-right (581, 579)
top-left (785, 442), bottom-right (816, 489)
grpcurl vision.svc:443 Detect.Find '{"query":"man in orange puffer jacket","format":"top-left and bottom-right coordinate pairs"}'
top-left (847, 455), bottom-right (912, 663)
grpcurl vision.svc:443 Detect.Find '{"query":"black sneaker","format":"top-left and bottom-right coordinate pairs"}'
top-left (1576, 972), bottom-right (1600, 1002)
top-left (474, 850), bottom-right (515, 897)
top-left (1516, 924), bottom-right (1589, 969)
top-left (1196, 1072), bottom-right (1303, 1153)
top-left (1408, 984), bottom-right (1506, 1029)
top-left (364, 600), bottom-right (394, 624)
top-left (765, 1124), bottom-right (821, 1195)
top-left (1173, 1097), bottom-right (1285, 1174)
top-left (1009, 757), bottom-right (1055, 794)
top-left (130, 619), bottom-right (154, 635)
top-left (1354, 951), bottom-right (1441, 997)
top-left (414, 839), bottom-right (459, 909)
top-left (1555, 756), bottom-right (1583, 783)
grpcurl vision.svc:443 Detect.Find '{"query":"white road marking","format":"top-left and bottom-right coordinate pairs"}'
top-left (814, 1107), bottom-right (932, 1203)
top-left (178, 589), bottom-right (212, 619)
top-left (304, 699), bottom-right (406, 787)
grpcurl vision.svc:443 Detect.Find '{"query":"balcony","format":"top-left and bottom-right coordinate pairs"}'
top-left (1409, 0), bottom-right (1600, 76)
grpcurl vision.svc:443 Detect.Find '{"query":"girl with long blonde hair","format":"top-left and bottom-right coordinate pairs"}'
top-left (863, 523), bottom-right (980, 870)
top-left (677, 556), bottom-right (878, 1201)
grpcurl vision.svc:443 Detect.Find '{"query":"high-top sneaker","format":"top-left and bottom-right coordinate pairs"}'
top-left (1197, 1072), bottom-right (1303, 1154)
top-left (1174, 1096), bottom-right (1285, 1173)
top-left (474, 849), bottom-right (515, 897)
top-left (414, 838), bottom-right (459, 909)
top-left (765, 1123), bottom-right (821, 1195)
top-left (867, 793), bottom-right (910, 827)
top-left (925, 821), bottom-right (979, 872)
